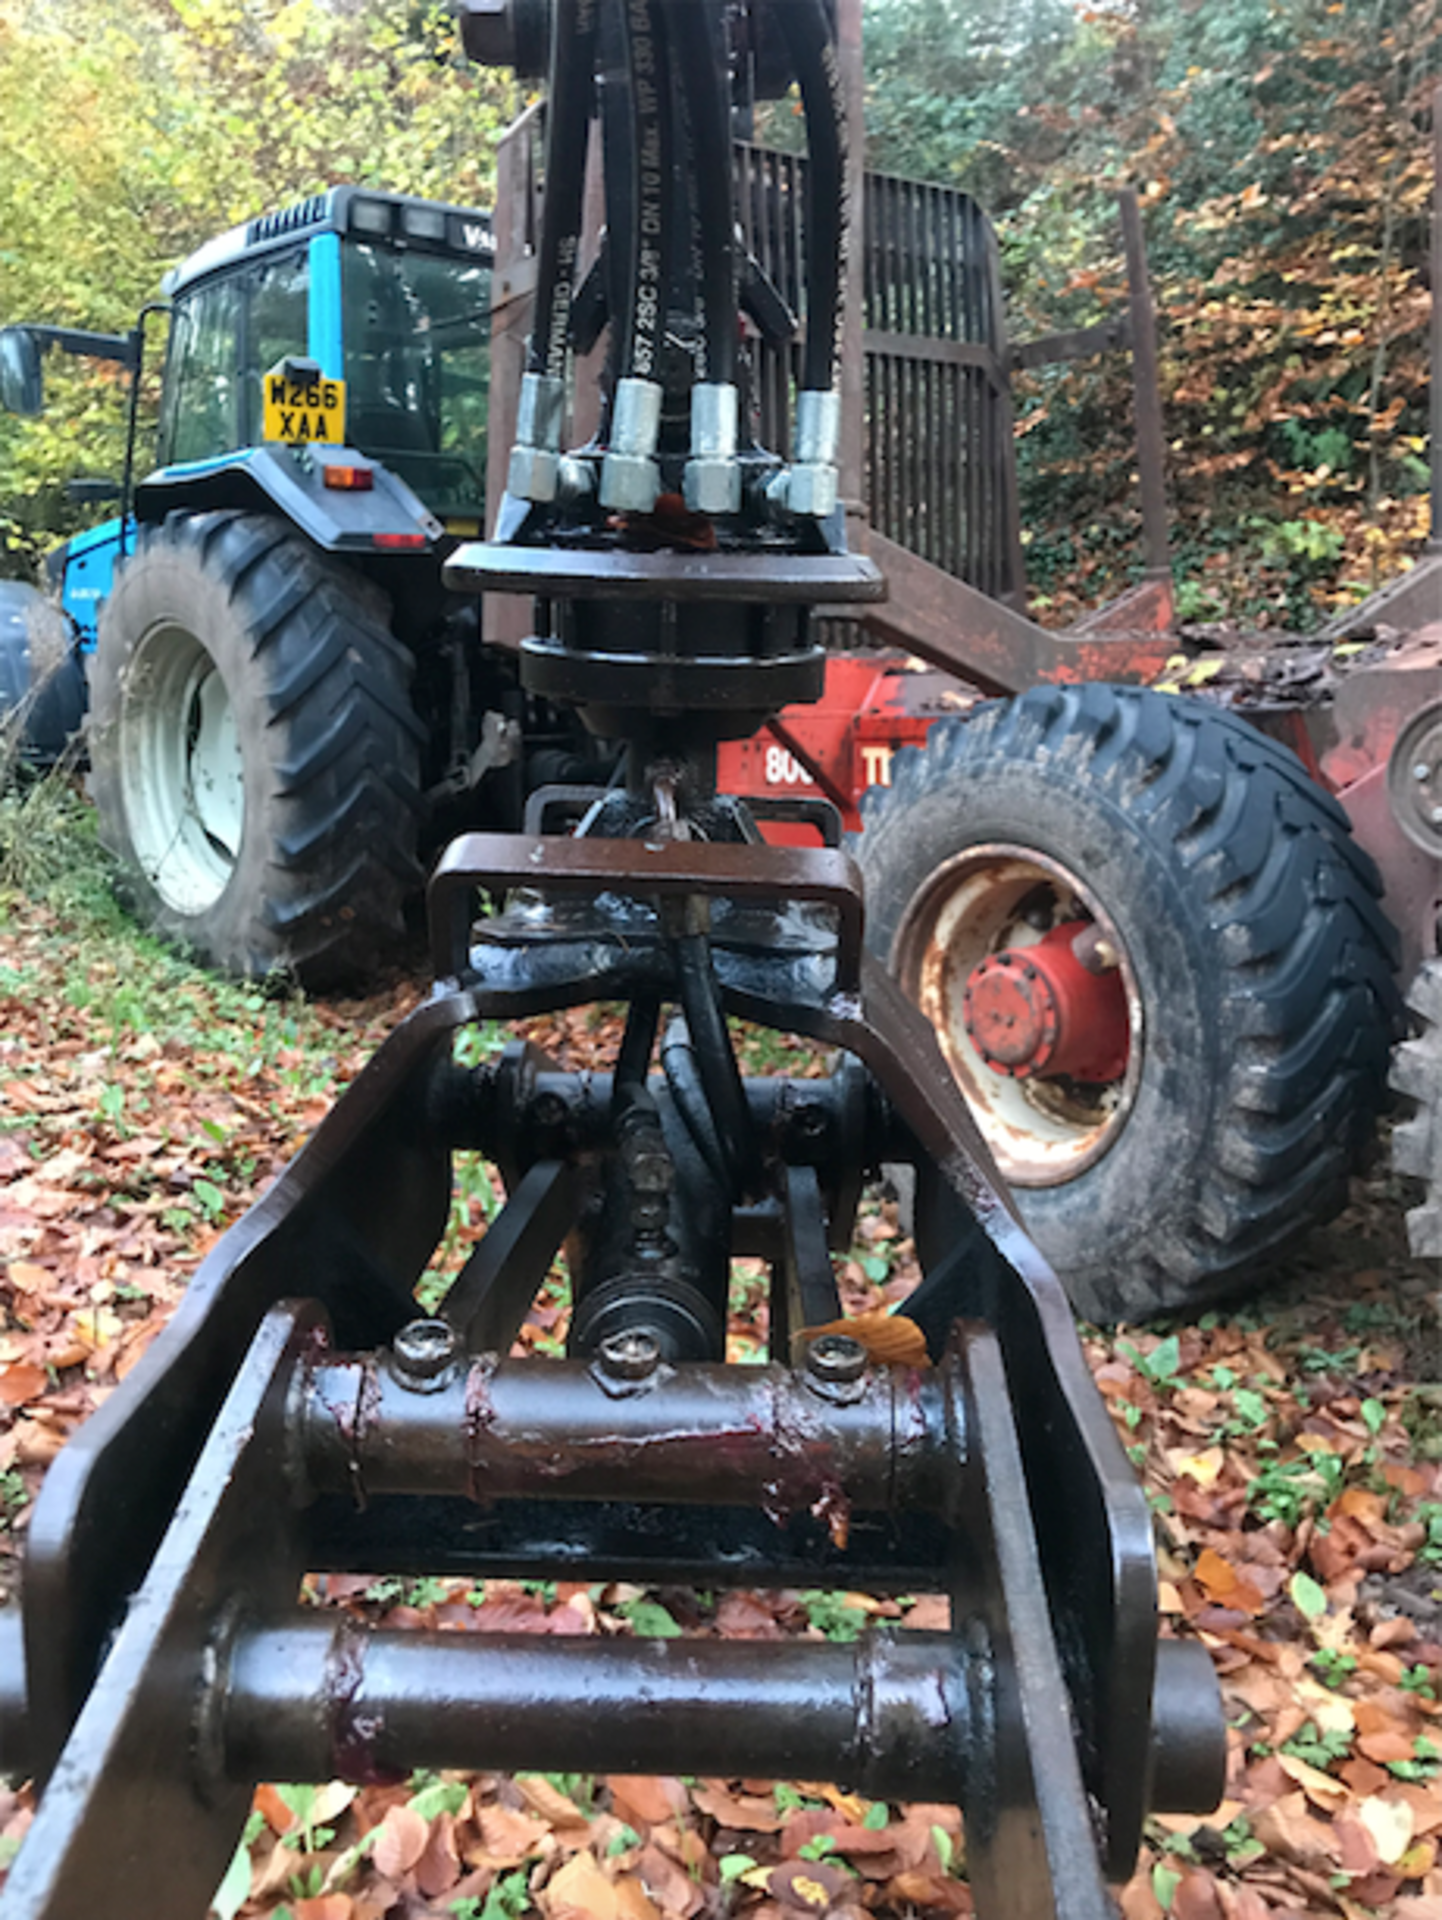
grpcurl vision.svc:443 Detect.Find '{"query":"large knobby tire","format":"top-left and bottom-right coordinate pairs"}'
top-left (857, 683), bottom-right (1402, 1322)
top-left (88, 511), bottom-right (425, 983)
top-left (1391, 959), bottom-right (1442, 1258)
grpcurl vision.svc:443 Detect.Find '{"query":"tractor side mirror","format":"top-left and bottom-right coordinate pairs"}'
top-left (0, 328), bottom-right (43, 416)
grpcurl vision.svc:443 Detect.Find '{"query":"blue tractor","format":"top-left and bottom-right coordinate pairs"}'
top-left (0, 187), bottom-right (591, 981)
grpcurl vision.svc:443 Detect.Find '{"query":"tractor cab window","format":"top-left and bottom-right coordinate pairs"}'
top-left (158, 248), bottom-right (310, 466)
top-left (340, 241), bottom-right (490, 517)
top-left (241, 248), bottom-right (309, 442)
top-left (160, 276), bottom-right (244, 466)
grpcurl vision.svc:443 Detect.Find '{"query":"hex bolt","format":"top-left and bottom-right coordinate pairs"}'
top-left (598, 1329), bottom-right (662, 1381)
top-left (805, 1332), bottom-right (868, 1385)
top-left (530, 1091), bottom-right (568, 1129)
top-left (1431, 804), bottom-right (1442, 826)
top-left (392, 1318), bottom-right (461, 1383)
top-left (1414, 763), bottom-right (1433, 783)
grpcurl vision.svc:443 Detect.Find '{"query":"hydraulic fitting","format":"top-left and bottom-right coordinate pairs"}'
top-left (557, 454), bottom-right (596, 501)
top-left (598, 377), bottom-right (663, 513)
top-left (507, 370), bottom-right (566, 503)
top-left (786, 387), bottom-right (841, 518)
top-left (683, 382), bottom-right (741, 515)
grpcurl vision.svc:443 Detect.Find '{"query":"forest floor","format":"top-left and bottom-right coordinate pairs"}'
top-left (0, 791), bottom-right (1438, 1920)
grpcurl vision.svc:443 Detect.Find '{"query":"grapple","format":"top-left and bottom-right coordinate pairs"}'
top-left (0, 2), bottom-right (1224, 1913)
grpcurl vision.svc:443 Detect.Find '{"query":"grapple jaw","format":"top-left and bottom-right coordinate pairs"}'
top-left (0, 841), bottom-right (1222, 1917)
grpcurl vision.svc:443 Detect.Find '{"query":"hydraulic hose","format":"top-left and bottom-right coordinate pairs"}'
top-left (660, 1016), bottom-right (730, 1192)
top-left (613, 994), bottom-right (661, 1104)
top-left (669, 0), bottom-right (736, 387)
top-left (597, 0), bottom-right (635, 404)
top-left (773, 0), bottom-right (846, 394)
top-left (616, 0), bottom-right (674, 385)
top-left (673, 933), bottom-right (754, 1195)
top-left (528, 0), bottom-right (598, 381)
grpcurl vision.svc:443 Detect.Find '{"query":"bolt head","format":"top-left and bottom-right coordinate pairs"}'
top-left (805, 1332), bottom-right (868, 1384)
top-left (1414, 763), bottom-right (1433, 783)
top-left (598, 1328), bottom-right (662, 1381)
top-left (598, 451), bottom-right (661, 514)
top-left (392, 1317), bottom-right (460, 1381)
top-left (683, 456), bottom-right (742, 516)
top-left (784, 462), bottom-right (838, 519)
top-left (507, 443), bottom-right (560, 504)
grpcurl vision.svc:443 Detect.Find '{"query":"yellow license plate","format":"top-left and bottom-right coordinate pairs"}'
top-left (262, 365), bottom-right (346, 446)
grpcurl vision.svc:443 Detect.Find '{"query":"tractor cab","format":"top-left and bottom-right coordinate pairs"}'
top-left (159, 186), bottom-right (494, 522)
top-left (0, 186), bottom-right (495, 658)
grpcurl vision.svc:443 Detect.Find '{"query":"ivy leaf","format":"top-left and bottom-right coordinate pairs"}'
top-left (615, 1597), bottom-right (683, 1638)
top-left (1289, 1570), bottom-right (1328, 1621)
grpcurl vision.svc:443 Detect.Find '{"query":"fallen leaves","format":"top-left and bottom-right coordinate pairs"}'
top-left (1, 872), bottom-right (1440, 1920)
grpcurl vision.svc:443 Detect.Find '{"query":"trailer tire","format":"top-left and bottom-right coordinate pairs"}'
top-left (856, 683), bottom-right (1401, 1322)
top-left (1391, 959), bottom-right (1442, 1258)
top-left (89, 511), bottom-right (425, 983)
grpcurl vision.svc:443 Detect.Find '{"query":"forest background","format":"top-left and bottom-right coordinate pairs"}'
top-left (0, 0), bottom-right (1436, 631)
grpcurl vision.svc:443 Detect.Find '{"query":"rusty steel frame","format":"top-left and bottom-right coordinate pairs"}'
top-left (0, 841), bottom-right (1222, 1917)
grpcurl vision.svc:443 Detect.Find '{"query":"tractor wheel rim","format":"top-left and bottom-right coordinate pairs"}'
top-left (892, 842), bottom-right (1143, 1186)
top-left (120, 621), bottom-right (244, 917)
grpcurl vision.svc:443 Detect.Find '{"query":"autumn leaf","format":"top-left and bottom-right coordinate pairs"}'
top-left (542, 1848), bottom-right (619, 1920)
top-left (371, 1803), bottom-right (429, 1880)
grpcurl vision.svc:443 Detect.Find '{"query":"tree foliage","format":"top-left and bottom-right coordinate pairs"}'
top-left (0, 0), bottom-right (512, 573)
top-left (863, 0), bottom-right (1439, 625)
top-left (0, 0), bottom-right (1435, 623)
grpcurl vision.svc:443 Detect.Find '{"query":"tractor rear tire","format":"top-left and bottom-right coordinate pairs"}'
top-left (1391, 959), bottom-right (1442, 1258)
top-left (88, 511), bottom-right (425, 984)
top-left (856, 683), bottom-right (1401, 1323)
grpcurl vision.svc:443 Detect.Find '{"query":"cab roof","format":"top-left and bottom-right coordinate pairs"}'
top-left (163, 187), bottom-right (494, 298)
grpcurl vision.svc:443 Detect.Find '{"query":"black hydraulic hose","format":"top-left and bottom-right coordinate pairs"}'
top-left (616, 0), bottom-right (674, 383)
top-left (773, 0), bottom-right (846, 393)
top-left (660, 1016), bottom-right (730, 1192)
top-left (669, 0), bottom-right (736, 386)
top-left (597, 0), bottom-right (634, 405)
top-left (528, 0), bottom-right (598, 380)
top-left (613, 995), bottom-right (661, 1105)
top-left (673, 933), bottom-right (754, 1193)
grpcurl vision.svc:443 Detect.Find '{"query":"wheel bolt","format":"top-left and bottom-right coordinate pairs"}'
top-left (392, 1318), bottom-right (460, 1383)
top-left (1414, 763), bottom-right (1433, 783)
top-left (805, 1332), bottom-right (868, 1384)
top-left (598, 1329), bottom-right (662, 1380)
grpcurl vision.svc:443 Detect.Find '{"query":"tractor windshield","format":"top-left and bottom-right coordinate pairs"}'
top-left (340, 242), bottom-right (490, 519)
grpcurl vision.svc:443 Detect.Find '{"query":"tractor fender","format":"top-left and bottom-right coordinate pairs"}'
top-left (0, 578), bottom-right (87, 765)
top-left (53, 518), bottom-right (128, 648)
top-left (134, 444), bottom-right (445, 556)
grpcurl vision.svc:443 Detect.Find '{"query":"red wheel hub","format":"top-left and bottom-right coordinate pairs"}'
top-left (961, 920), bottom-right (1130, 1083)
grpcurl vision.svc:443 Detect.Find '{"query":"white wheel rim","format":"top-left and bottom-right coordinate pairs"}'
top-left (892, 843), bottom-right (1144, 1187)
top-left (120, 621), bottom-right (245, 916)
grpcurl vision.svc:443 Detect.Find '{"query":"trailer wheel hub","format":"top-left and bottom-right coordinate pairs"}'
top-left (963, 921), bottom-right (1130, 1083)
